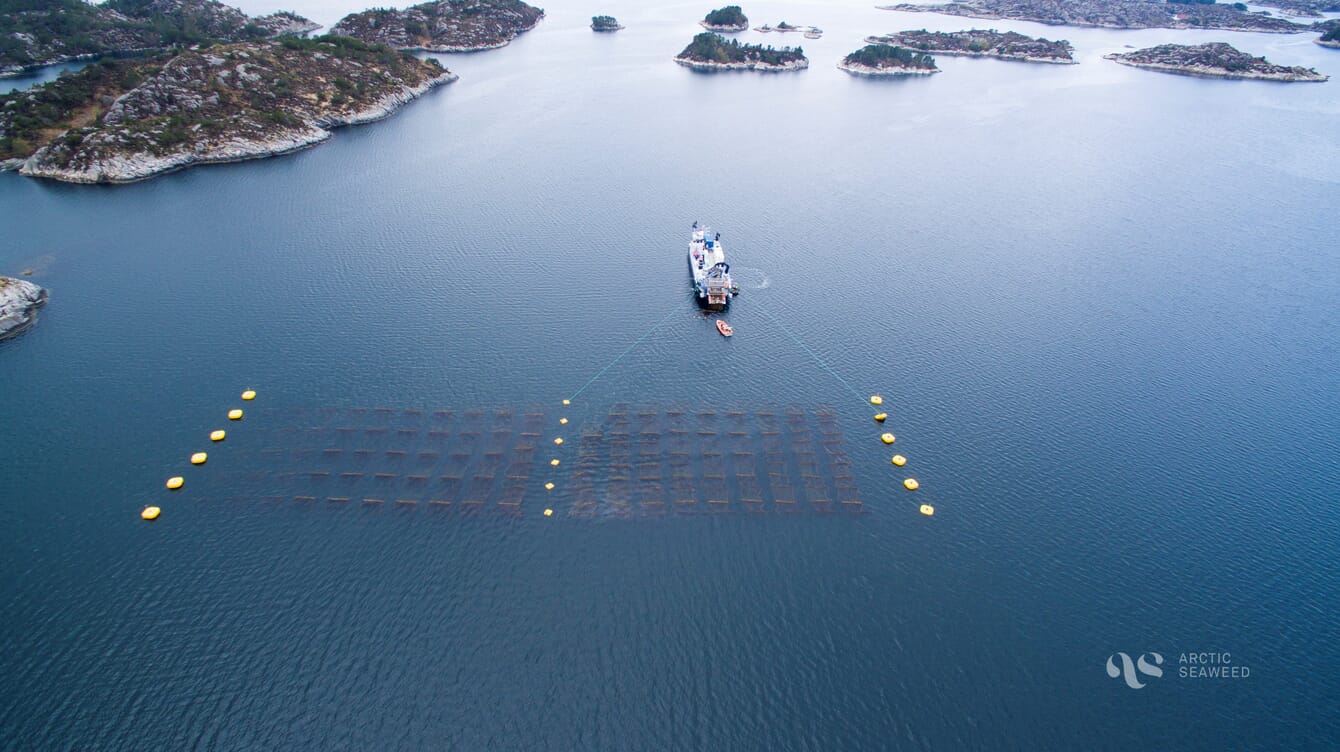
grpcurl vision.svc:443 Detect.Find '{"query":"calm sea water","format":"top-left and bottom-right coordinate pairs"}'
top-left (2, 0), bottom-right (1338, 748)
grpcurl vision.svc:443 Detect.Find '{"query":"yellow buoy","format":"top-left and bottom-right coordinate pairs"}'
top-left (544, 508), bottom-right (554, 517)
top-left (210, 430), bottom-right (226, 442)
top-left (190, 452), bottom-right (207, 465)
top-left (545, 482), bottom-right (555, 490)
top-left (559, 417), bottom-right (568, 425)
top-left (550, 459), bottom-right (560, 467)
top-left (920, 504), bottom-right (935, 516)
top-left (874, 413), bottom-right (887, 423)
top-left (881, 433), bottom-right (896, 445)
top-left (891, 455), bottom-right (907, 467)
top-left (141, 506), bottom-right (161, 520)
top-left (904, 478), bottom-right (919, 491)
top-left (562, 399), bottom-right (571, 405)
top-left (553, 437), bottom-right (564, 445)
top-left (241, 389), bottom-right (256, 401)
top-left (228, 409), bottom-right (243, 420)
top-left (870, 395), bottom-right (883, 406)
top-left (166, 476), bottom-right (184, 490)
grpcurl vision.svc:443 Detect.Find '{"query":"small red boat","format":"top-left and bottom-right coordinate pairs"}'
top-left (716, 319), bottom-right (733, 337)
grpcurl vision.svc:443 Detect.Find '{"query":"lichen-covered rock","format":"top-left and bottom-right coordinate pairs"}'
top-left (0, 277), bottom-right (48, 341)
top-left (1104, 43), bottom-right (1328, 81)
top-left (331, 0), bottom-right (545, 52)
top-left (7, 37), bottom-right (456, 184)
top-left (0, 0), bottom-right (318, 76)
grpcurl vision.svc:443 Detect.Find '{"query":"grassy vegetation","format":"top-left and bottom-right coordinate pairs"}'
top-left (678, 32), bottom-right (802, 65)
top-left (0, 56), bottom-right (164, 159)
top-left (278, 33), bottom-right (422, 66)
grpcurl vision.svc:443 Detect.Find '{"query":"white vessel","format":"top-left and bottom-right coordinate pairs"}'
top-left (688, 222), bottom-right (738, 310)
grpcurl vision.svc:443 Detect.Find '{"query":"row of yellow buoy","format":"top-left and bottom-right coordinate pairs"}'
top-left (543, 398), bottom-right (572, 518)
top-left (870, 394), bottom-right (933, 517)
top-left (145, 389), bottom-right (256, 520)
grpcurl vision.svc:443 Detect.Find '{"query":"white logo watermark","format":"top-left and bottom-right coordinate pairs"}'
top-left (1107, 652), bottom-right (1164, 689)
top-left (1107, 651), bottom-right (1250, 689)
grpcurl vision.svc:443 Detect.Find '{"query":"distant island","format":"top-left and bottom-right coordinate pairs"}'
top-left (1, 36), bottom-right (456, 184)
top-left (1104, 42), bottom-right (1328, 81)
top-left (331, 0), bottom-right (544, 52)
top-left (591, 15), bottom-right (624, 31)
top-left (675, 32), bottom-right (807, 71)
top-left (0, 276), bottom-right (47, 341)
top-left (754, 22), bottom-right (824, 37)
top-left (838, 44), bottom-right (938, 76)
top-left (701, 5), bottom-right (749, 32)
top-left (0, 0), bottom-right (319, 77)
top-left (1319, 26), bottom-right (1340, 48)
top-left (877, 0), bottom-right (1311, 34)
top-left (1250, 0), bottom-right (1340, 17)
top-left (868, 29), bottom-right (1073, 63)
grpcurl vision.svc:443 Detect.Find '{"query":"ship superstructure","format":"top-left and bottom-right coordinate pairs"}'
top-left (688, 222), bottom-right (737, 310)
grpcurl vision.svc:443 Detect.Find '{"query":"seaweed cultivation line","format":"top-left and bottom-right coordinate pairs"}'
top-left (752, 298), bottom-right (865, 405)
top-left (565, 291), bottom-right (696, 403)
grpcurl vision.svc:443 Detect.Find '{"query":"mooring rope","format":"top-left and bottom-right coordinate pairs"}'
top-left (753, 300), bottom-right (866, 405)
top-left (566, 292), bottom-right (694, 402)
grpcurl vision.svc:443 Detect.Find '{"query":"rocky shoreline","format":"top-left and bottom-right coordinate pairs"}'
top-left (700, 21), bottom-right (749, 32)
top-left (1, 2), bottom-right (320, 76)
top-left (838, 60), bottom-right (938, 76)
top-left (17, 70), bottom-right (457, 185)
top-left (866, 31), bottom-right (1075, 64)
top-left (1104, 43), bottom-right (1327, 81)
top-left (0, 277), bottom-right (48, 342)
top-left (1105, 56), bottom-right (1328, 81)
top-left (1317, 39), bottom-right (1340, 49)
top-left (675, 57), bottom-right (808, 72)
top-left (331, 0), bottom-right (545, 53)
top-left (877, 0), bottom-right (1310, 34)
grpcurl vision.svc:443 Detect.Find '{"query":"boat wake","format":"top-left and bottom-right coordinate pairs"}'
top-left (731, 267), bottom-right (771, 291)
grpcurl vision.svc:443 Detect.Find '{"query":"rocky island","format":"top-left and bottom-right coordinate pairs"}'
top-left (1, 36), bottom-right (456, 184)
top-left (0, 276), bottom-right (47, 341)
top-left (1319, 26), bottom-right (1340, 48)
top-left (868, 29), bottom-right (1074, 63)
top-left (331, 0), bottom-right (544, 52)
top-left (1104, 42), bottom-right (1328, 81)
top-left (591, 15), bottom-right (623, 31)
top-left (700, 5), bottom-right (749, 32)
top-left (878, 0), bottom-right (1311, 34)
top-left (1250, 0), bottom-right (1339, 17)
top-left (0, 0), bottom-right (319, 77)
top-left (838, 44), bottom-right (939, 76)
top-left (675, 32), bottom-right (807, 71)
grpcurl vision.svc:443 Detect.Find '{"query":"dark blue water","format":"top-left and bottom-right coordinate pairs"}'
top-left (3, 1), bottom-right (1338, 748)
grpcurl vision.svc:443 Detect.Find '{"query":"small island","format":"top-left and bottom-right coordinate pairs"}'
top-left (754, 22), bottom-right (823, 38)
top-left (1319, 26), bottom-right (1340, 49)
top-left (0, 0), bottom-right (319, 77)
top-left (2, 36), bottom-right (457, 184)
top-left (591, 15), bottom-right (624, 31)
top-left (838, 44), bottom-right (938, 76)
top-left (675, 32), bottom-right (807, 71)
top-left (1104, 43), bottom-right (1328, 81)
top-left (877, 0), bottom-right (1311, 34)
top-left (0, 276), bottom-right (47, 342)
top-left (867, 29), bottom-right (1074, 64)
top-left (700, 5), bottom-right (749, 32)
top-left (331, 0), bottom-right (545, 52)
